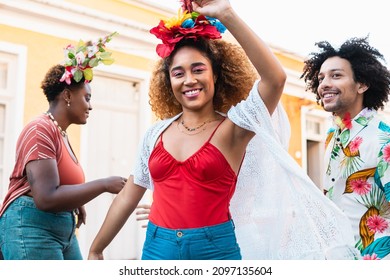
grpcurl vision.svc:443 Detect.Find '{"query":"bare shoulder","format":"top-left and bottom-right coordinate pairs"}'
top-left (213, 118), bottom-right (254, 153)
top-left (211, 118), bottom-right (254, 174)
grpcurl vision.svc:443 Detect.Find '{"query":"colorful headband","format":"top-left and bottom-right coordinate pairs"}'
top-left (149, 1), bottom-right (226, 58)
top-left (60, 32), bottom-right (118, 85)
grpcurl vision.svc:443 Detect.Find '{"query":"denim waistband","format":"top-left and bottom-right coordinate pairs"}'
top-left (11, 196), bottom-right (37, 208)
top-left (10, 196), bottom-right (74, 215)
top-left (147, 220), bottom-right (236, 241)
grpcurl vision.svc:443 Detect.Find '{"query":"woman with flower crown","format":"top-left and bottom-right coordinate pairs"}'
top-left (88, 0), bottom-right (357, 260)
top-left (0, 33), bottom-right (127, 260)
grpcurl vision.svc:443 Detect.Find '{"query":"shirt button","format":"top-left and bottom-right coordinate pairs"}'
top-left (331, 178), bottom-right (335, 182)
top-left (176, 231), bottom-right (183, 238)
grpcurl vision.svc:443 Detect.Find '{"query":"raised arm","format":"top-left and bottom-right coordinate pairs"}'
top-left (192, 0), bottom-right (286, 114)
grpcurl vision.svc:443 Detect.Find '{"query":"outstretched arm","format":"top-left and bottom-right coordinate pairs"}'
top-left (27, 159), bottom-right (125, 213)
top-left (88, 176), bottom-right (146, 260)
top-left (192, 0), bottom-right (286, 114)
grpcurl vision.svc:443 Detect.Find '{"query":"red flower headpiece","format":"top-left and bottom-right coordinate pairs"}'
top-left (150, 1), bottom-right (226, 58)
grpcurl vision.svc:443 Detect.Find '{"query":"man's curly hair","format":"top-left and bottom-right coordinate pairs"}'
top-left (148, 38), bottom-right (258, 119)
top-left (301, 36), bottom-right (390, 110)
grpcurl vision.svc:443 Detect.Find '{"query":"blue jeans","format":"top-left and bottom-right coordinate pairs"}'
top-left (142, 220), bottom-right (241, 260)
top-left (0, 196), bottom-right (82, 260)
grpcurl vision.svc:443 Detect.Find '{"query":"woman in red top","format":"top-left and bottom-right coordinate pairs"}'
top-left (0, 33), bottom-right (126, 260)
top-left (88, 0), bottom-right (286, 260)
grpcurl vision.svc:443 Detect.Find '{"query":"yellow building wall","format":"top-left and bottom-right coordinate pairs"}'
top-left (274, 51), bottom-right (317, 166)
top-left (1, 26), bottom-right (147, 157)
top-left (276, 52), bottom-right (305, 72)
top-left (66, 0), bottom-right (171, 26)
top-left (281, 95), bottom-right (316, 166)
top-left (0, 1), bottom-right (166, 158)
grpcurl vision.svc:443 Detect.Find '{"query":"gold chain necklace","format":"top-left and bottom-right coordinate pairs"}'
top-left (180, 119), bottom-right (208, 132)
top-left (177, 117), bottom-right (218, 136)
top-left (177, 121), bottom-right (207, 135)
top-left (46, 112), bottom-right (67, 137)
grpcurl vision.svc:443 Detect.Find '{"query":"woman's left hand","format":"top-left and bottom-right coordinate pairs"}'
top-left (76, 205), bottom-right (86, 228)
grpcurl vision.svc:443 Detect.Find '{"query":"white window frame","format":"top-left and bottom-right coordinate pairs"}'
top-left (0, 42), bottom-right (27, 199)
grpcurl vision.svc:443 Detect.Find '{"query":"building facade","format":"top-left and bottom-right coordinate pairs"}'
top-left (0, 0), bottom-right (331, 259)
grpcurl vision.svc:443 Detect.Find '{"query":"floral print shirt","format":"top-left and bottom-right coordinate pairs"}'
top-left (324, 108), bottom-right (390, 260)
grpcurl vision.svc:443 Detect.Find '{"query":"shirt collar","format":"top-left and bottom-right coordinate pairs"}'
top-left (332, 108), bottom-right (376, 147)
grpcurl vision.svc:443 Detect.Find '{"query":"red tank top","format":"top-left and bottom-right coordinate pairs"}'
top-left (148, 118), bottom-right (238, 229)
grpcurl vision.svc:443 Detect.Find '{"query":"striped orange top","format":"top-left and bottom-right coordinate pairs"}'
top-left (0, 114), bottom-right (85, 216)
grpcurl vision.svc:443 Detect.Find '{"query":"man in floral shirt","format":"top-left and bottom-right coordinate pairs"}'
top-left (301, 37), bottom-right (390, 259)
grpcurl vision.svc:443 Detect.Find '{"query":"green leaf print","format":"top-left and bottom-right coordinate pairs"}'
top-left (341, 156), bottom-right (363, 178)
top-left (340, 130), bottom-right (350, 147)
top-left (355, 116), bottom-right (369, 126)
top-left (377, 160), bottom-right (389, 178)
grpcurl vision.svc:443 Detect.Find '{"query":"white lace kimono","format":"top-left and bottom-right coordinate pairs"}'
top-left (132, 80), bottom-right (358, 259)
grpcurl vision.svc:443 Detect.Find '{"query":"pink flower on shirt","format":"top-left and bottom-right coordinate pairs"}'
top-left (367, 215), bottom-right (388, 233)
top-left (349, 137), bottom-right (363, 154)
top-left (350, 179), bottom-right (371, 195)
top-left (362, 253), bottom-right (380, 260)
top-left (382, 144), bottom-right (390, 163)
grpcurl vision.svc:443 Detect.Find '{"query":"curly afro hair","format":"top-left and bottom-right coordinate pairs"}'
top-left (301, 36), bottom-right (390, 110)
top-left (148, 38), bottom-right (258, 119)
top-left (41, 64), bottom-right (86, 102)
